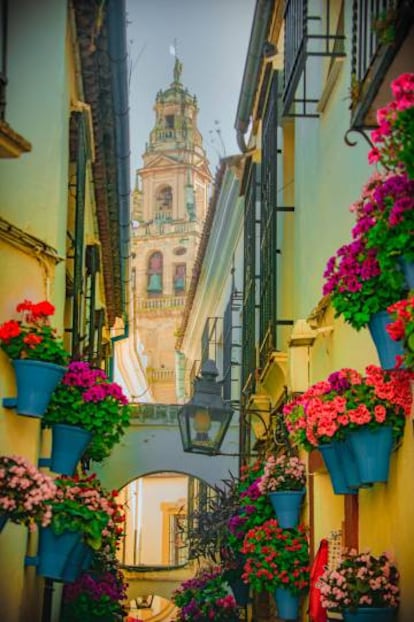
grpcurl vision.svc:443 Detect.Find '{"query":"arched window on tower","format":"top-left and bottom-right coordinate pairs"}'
top-left (155, 186), bottom-right (173, 222)
top-left (147, 251), bottom-right (163, 295)
top-left (173, 263), bottom-right (186, 294)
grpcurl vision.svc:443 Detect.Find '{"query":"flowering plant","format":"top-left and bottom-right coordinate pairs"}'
top-left (283, 366), bottom-right (412, 451)
top-left (172, 566), bottom-right (240, 622)
top-left (43, 361), bottom-right (131, 462)
top-left (258, 454), bottom-right (306, 493)
top-left (322, 172), bottom-right (411, 330)
top-left (0, 300), bottom-right (69, 365)
top-left (386, 296), bottom-right (414, 369)
top-left (226, 460), bottom-right (274, 557)
top-left (369, 73), bottom-right (414, 178)
top-left (62, 558), bottom-right (128, 622)
top-left (318, 550), bottom-right (400, 612)
top-left (241, 518), bottom-right (309, 594)
top-left (0, 455), bottom-right (56, 528)
top-left (49, 473), bottom-right (123, 550)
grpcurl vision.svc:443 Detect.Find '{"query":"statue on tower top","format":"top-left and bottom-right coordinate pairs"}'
top-left (173, 56), bottom-right (183, 83)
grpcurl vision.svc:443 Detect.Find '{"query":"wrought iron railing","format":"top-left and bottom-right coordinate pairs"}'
top-left (283, 0), bottom-right (346, 116)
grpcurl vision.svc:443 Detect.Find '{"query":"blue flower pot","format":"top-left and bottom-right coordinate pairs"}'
top-left (38, 527), bottom-right (81, 581)
top-left (12, 359), bottom-right (66, 417)
top-left (51, 424), bottom-right (92, 475)
top-left (343, 607), bottom-right (397, 622)
top-left (398, 256), bottom-right (414, 290)
top-left (0, 514), bottom-right (7, 532)
top-left (268, 490), bottom-right (305, 528)
top-left (274, 587), bottom-right (300, 620)
top-left (61, 540), bottom-right (90, 583)
top-left (368, 311), bottom-right (404, 370)
top-left (229, 577), bottom-right (250, 606)
top-left (319, 443), bottom-right (357, 495)
top-left (348, 426), bottom-right (394, 485)
top-left (335, 438), bottom-right (364, 489)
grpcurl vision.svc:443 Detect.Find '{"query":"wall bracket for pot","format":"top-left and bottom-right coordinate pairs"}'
top-left (2, 398), bottom-right (17, 409)
top-left (38, 457), bottom-right (52, 468)
top-left (24, 555), bottom-right (39, 567)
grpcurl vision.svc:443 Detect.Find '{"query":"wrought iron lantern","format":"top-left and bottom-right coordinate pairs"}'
top-left (178, 359), bottom-right (233, 455)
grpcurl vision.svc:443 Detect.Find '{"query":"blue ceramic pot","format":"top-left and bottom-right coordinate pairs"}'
top-left (319, 443), bottom-right (357, 495)
top-left (274, 587), bottom-right (300, 620)
top-left (12, 359), bottom-right (66, 417)
top-left (268, 490), bottom-right (305, 528)
top-left (348, 426), bottom-right (394, 485)
top-left (61, 540), bottom-right (91, 583)
top-left (38, 527), bottom-right (81, 581)
top-left (0, 514), bottom-right (7, 532)
top-left (229, 576), bottom-right (250, 606)
top-left (398, 256), bottom-right (414, 290)
top-left (343, 607), bottom-right (396, 622)
top-left (368, 311), bottom-right (404, 370)
top-left (51, 424), bottom-right (92, 475)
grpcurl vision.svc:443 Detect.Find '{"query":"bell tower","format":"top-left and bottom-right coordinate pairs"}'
top-left (131, 57), bottom-right (212, 403)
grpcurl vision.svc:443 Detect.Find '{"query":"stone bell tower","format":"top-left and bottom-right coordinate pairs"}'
top-left (131, 57), bottom-right (212, 403)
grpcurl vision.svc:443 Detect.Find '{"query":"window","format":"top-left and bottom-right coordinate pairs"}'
top-left (165, 114), bottom-right (174, 129)
top-left (147, 251), bottom-right (163, 295)
top-left (155, 185), bottom-right (173, 222)
top-left (173, 263), bottom-right (186, 293)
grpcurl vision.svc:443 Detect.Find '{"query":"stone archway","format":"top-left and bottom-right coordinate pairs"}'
top-left (94, 407), bottom-right (240, 491)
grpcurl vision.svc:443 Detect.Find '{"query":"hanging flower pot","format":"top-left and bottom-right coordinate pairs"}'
top-left (38, 527), bottom-right (82, 581)
top-left (398, 256), bottom-right (414, 290)
top-left (229, 576), bottom-right (250, 606)
top-left (274, 587), bottom-right (300, 621)
top-left (343, 607), bottom-right (397, 622)
top-left (12, 359), bottom-right (66, 417)
top-left (319, 443), bottom-right (357, 495)
top-left (61, 540), bottom-right (91, 583)
top-left (368, 311), bottom-right (404, 370)
top-left (268, 490), bottom-right (305, 529)
top-left (335, 438), bottom-right (364, 490)
top-left (50, 424), bottom-right (92, 475)
top-left (348, 426), bottom-right (394, 485)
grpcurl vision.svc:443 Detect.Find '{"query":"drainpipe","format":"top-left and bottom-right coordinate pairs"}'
top-left (234, 0), bottom-right (273, 152)
top-left (107, 0), bottom-right (131, 330)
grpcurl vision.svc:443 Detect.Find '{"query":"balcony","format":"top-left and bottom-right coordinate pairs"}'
top-left (283, 0), bottom-right (346, 117)
top-left (133, 220), bottom-right (200, 238)
top-left (146, 368), bottom-right (175, 384)
top-left (350, 0), bottom-right (414, 128)
top-left (137, 295), bottom-right (186, 312)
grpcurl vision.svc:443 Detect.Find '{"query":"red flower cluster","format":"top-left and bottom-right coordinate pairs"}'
top-left (241, 518), bottom-right (309, 594)
top-left (0, 300), bottom-right (68, 365)
top-left (387, 296), bottom-right (414, 369)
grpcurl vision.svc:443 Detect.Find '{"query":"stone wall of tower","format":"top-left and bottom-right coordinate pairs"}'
top-left (132, 61), bottom-right (212, 404)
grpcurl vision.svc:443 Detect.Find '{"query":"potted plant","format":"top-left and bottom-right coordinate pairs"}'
top-left (62, 554), bottom-right (128, 622)
top-left (322, 171), bottom-right (412, 368)
top-left (318, 549), bottom-right (400, 622)
top-left (37, 473), bottom-right (120, 581)
top-left (386, 296), bottom-right (414, 370)
top-left (0, 454), bottom-right (56, 531)
top-left (42, 361), bottom-right (131, 470)
top-left (258, 453), bottom-right (306, 528)
top-left (0, 300), bottom-right (69, 416)
top-left (283, 366), bottom-right (412, 492)
top-left (172, 566), bottom-right (240, 621)
top-left (226, 460), bottom-right (274, 560)
top-left (368, 72), bottom-right (414, 179)
top-left (241, 518), bottom-right (309, 621)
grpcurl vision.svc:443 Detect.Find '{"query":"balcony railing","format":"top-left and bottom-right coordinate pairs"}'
top-left (146, 368), bottom-right (175, 383)
top-left (137, 295), bottom-right (186, 311)
top-left (350, 0), bottom-right (414, 128)
top-left (130, 403), bottom-right (180, 425)
top-left (283, 0), bottom-right (346, 117)
top-left (134, 220), bottom-right (200, 237)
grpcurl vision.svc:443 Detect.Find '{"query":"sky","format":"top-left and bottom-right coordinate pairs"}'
top-left (126, 0), bottom-right (256, 185)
